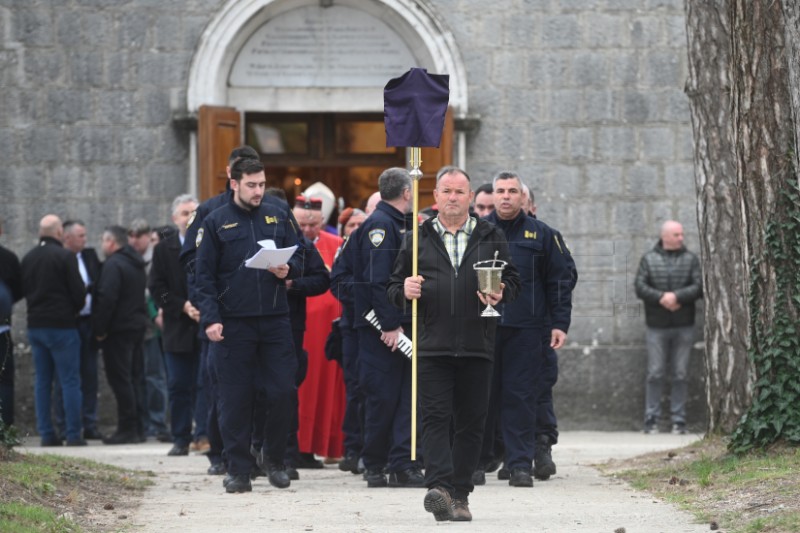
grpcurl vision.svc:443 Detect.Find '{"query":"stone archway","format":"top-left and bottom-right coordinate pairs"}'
top-left (186, 0), bottom-right (468, 117)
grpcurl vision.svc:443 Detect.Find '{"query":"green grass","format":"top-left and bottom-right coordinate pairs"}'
top-left (0, 502), bottom-right (79, 533)
top-left (602, 437), bottom-right (800, 533)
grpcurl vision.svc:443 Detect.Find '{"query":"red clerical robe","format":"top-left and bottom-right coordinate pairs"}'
top-left (297, 230), bottom-right (346, 458)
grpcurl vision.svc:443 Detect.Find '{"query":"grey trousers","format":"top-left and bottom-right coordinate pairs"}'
top-left (644, 325), bottom-right (694, 424)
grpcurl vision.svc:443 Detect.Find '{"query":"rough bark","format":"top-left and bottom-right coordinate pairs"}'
top-left (684, 0), bottom-right (752, 433)
top-left (782, 1), bottom-right (800, 183)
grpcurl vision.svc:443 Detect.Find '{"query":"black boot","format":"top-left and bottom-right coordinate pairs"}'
top-left (533, 435), bottom-right (556, 480)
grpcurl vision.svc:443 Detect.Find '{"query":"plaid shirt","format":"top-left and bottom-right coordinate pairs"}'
top-left (432, 216), bottom-right (476, 271)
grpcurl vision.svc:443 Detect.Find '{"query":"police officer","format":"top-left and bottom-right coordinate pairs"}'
top-left (194, 157), bottom-right (303, 493)
top-left (483, 171), bottom-right (573, 487)
top-left (180, 145), bottom-right (261, 474)
top-left (352, 167), bottom-right (423, 488)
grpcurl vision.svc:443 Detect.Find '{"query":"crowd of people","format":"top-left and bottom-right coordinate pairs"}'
top-left (0, 143), bottom-right (702, 523)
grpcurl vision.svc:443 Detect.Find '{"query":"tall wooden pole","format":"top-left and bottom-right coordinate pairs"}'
top-left (409, 147), bottom-right (422, 461)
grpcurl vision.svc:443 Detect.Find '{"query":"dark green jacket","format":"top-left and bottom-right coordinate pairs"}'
top-left (634, 242), bottom-right (702, 328)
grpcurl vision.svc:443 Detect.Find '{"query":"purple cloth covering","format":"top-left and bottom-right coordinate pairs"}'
top-left (383, 68), bottom-right (450, 147)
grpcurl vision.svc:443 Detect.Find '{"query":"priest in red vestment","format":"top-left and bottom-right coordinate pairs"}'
top-left (294, 196), bottom-right (346, 460)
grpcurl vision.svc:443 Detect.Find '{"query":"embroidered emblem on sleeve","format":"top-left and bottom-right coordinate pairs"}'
top-left (195, 228), bottom-right (204, 248)
top-left (187, 210), bottom-right (196, 228)
top-left (369, 229), bottom-right (386, 247)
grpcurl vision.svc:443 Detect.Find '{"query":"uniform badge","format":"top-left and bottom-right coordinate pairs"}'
top-left (369, 229), bottom-right (386, 247)
top-left (524, 230), bottom-right (537, 239)
top-left (187, 210), bottom-right (196, 228)
top-left (265, 216), bottom-right (278, 224)
top-left (221, 222), bottom-right (239, 230)
top-left (195, 228), bottom-right (204, 248)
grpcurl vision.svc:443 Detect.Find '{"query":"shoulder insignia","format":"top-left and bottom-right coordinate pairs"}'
top-left (369, 229), bottom-right (386, 247)
top-left (195, 228), bottom-right (204, 248)
top-left (553, 235), bottom-right (564, 254)
top-left (265, 216), bottom-right (278, 224)
top-left (221, 222), bottom-right (239, 230)
top-left (187, 210), bottom-right (196, 228)
top-left (524, 230), bottom-right (537, 239)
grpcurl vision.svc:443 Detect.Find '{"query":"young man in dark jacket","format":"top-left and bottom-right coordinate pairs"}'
top-left (388, 166), bottom-right (520, 522)
top-left (21, 215), bottom-right (87, 446)
top-left (93, 225), bottom-right (148, 445)
top-left (634, 220), bottom-right (702, 434)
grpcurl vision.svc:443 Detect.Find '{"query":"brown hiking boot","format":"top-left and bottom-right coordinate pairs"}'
top-left (451, 498), bottom-right (472, 522)
top-left (423, 486), bottom-right (454, 521)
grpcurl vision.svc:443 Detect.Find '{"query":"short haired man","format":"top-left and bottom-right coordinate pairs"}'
top-left (54, 220), bottom-right (104, 440)
top-left (388, 166), bottom-right (520, 521)
top-left (94, 225), bottom-right (149, 444)
top-left (21, 215), bottom-right (87, 446)
top-left (635, 220), bottom-right (702, 434)
top-left (0, 219), bottom-right (23, 428)
top-left (472, 183), bottom-right (494, 218)
top-left (149, 194), bottom-right (203, 456)
top-left (351, 167), bottom-right (423, 488)
top-left (195, 157), bottom-right (304, 493)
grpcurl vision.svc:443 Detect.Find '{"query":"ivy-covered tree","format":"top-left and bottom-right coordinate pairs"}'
top-left (685, 0), bottom-right (800, 452)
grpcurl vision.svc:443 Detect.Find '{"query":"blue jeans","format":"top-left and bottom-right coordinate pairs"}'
top-left (645, 325), bottom-right (695, 424)
top-left (28, 328), bottom-right (82, 442)
top-left (54, 318), bottom-right (99, 434)
top-left (143, 336), bottom-right (168, 436)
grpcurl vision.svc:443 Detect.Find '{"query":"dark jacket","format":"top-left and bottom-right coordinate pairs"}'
top-left (387, 217), bottom-right (521, 361)
top-left (149, 232), bottom-right (198, 354)
top-left (485, 210), bottom-right (574, 332)
top-left (21, 237), bottom-right (86, 329)
top-left (352, 201), bottom-right (415, 331)
top-left (330, 236), bottom-right (356, 327)
top-left (0, 244), bottom-right (23, 326)
top-left (634, 241), bottom-right (702, 328)
top-left (287, 236), bottom-right (331, 332)
top-left (92, 244), bottom-right (148, 337)
top-left (195, 196), bottom-right (304, 328)
top-left (77, 247), bottom-right (102, 317)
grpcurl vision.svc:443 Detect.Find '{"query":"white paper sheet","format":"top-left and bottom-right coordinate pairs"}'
top-left (244, 243), bottom-right (298, 270)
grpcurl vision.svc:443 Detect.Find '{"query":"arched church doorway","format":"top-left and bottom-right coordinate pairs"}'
top-left (189, 0), bottom-right (467, 219)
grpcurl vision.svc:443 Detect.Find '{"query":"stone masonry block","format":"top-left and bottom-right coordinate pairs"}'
top-left (46, 89), bottom-right (91, 124)
top-left (650, 200), bottom-right (675, 228)
top-left (469, 87), bottom-right (503, 116)
top-left (585, 90), bottom-right (617, 123)
top-left (585, 13), bottom-right (629, 49)
top-left (596, 127), bottom-right (636, 161)
top-left (630, 16), bottom-right (662, 48)
top-left (586, 164), bottom-right (623, 196)
top-left (660, 89), bottom-right (691, 122)
top-left (570, 201), bottom-right (609, 235)
top-left (665, 15), bottom-right (687, 47)
top-left (642, 49), bottom-right (682, 87)
top-left (182, 16), bottom-right (209, 50)
top-left (611, 51), bottom-right (639, 86)
top-left (491, 51), bottom-right (526, 86)
top-left (107, 51), bottom-right (139, 89)
top-left (153, 15), bottom-right (183, 50)
top-left (141, 89), bottom-right (171, 125)
top-left (506, 13), bottom-right (539, 47)
top-left (23, 49), bottom-right (65, 85)
top-left (0, 50), bottom-right (21, 88)
top-left (528, 52), bottom-right (571, 88)
top-left (116, 12), bottom-right (150, 49)
top-left (70, 50), bottom-right (105, 87)
top-left (462, 48), bottom-right (491, 84)
top-left (506, 88), bottom-right (544, 120)
top-left (69, 126), bottom-right (116, 163)
top-left (56, 10), bottom-right (83, 47)
top-left (85, 13), bottom-right (115, 48)
top-left (665, 163), bottom-right (696, 197)
top-left (95, 90), bottom-right (137, 125)
top-left (622, 91), bottom-right (658, 124)
top-left (21, 126), bottom-right (62, 162)
top-left (541, 14), bottom-right (581, 49)
top-left (13, 9), bottom-right (53, 46)
top-left (645, 0), bottom-right (683, 9)
top-left (496, 126), bottom-right (528, 161)
top-left (640, 127), bottom-right (675, 160)
top-left (550, 164), bottom-right (582, 197)
top-left (1, 88), bottom-right (38, 127)
top-left (157, 126), bottom-right (190, 163)
top-left (530, 125), bottom-right (565, 161)
top-left (147, 162), bottom-right (186, 199)
top-left (568, 127), bottom-right (593, 161)
top-left (0, 128), bottom-right (18, 162)
top-left (52, 165), bottom-right (91, 199)
top-left (572, 51), bottom-right (610, 87)
top-left (138, 52), bottom-right (191, 87)
top-left (625, 164), bottom-right (660, 196)
top-left (613, 201), bottom-right (647, 233)
top-left (675, 125), bottom-right (694, 160)
top-left (119, 126), bottom-right (159, 163)
top-left (548, 89), bottom-right (583, 123)
top-left (604, 0), bottom-right (646, 9)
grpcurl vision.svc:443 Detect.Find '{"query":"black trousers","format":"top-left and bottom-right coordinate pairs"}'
top-left (0, 330), bottom-right (14, 426)
top-left (101, 330), bottom-right (145, 435)
top-left (419, 355), bottom-right (492, 501)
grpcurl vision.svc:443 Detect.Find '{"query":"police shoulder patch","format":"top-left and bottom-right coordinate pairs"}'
top-left (265, 216), bottom-right (278, 225)
top-left (369, 229), bottom-right (386, 247)
top-left (187, 210), bottom-right (196, 228)
top-left (195, 228), bottom-right (204, 248)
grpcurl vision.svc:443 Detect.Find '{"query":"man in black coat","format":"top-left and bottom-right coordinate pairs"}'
top-left (0, 219), bottom-right (23, 427)
top-left (21, 215), bottom-right (87, 446)
top-left (93, 225), bottom-right (148, 444)
top-left (149, 194), bottom-right (202, 456)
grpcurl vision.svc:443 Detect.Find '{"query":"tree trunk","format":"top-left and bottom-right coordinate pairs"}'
top-left (684, 0), bottom-right (752, 433)
top-left (728, 0), bottom-right (800, 451)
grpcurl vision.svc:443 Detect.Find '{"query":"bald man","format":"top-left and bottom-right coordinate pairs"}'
top-left (21, 215), bottom-right (87, 446)
top-left (365, 192), bottom-right (381, 215)
top-left (634, 220), bottom-right (702, 435)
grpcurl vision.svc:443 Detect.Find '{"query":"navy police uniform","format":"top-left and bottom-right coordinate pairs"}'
top-left (352, 201), bottom-right (416, 481)
top-left (484, 210), bottom-right (573, 476)
top-left (194, 195), bottom-right (303, 478)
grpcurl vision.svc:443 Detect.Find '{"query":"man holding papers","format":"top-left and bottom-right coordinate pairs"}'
top-left (195, 157), bottom-right (304, 494)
